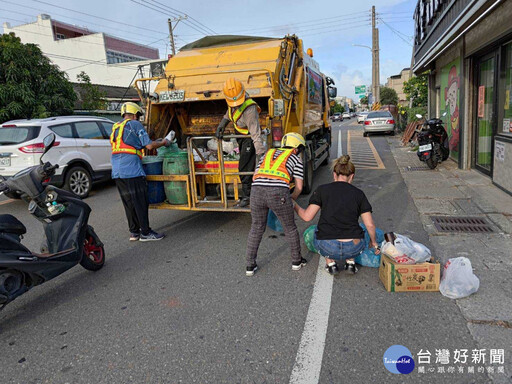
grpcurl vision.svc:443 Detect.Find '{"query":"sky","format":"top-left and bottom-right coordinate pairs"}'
top-left (0, 0), bottom-right (417, 101)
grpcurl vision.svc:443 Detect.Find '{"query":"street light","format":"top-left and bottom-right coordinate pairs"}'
top-left (352, 44), bottom-right (371, 51)
top-left (352, 43), bottom-right (379, 105)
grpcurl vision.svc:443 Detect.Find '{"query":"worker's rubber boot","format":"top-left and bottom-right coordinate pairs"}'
top-left (239, 184), bottom-right (251, 207)
top-left (239, 197), bottom-right (250, 207)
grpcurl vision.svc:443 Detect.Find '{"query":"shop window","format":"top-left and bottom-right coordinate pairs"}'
top-left (498, 42), bottom-right (512, 137)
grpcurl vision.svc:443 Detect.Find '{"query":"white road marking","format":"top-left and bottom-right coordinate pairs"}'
top-left (337, 129), bottom-right (342, 157)
top-left (290, 258), bottom-right (334, 384)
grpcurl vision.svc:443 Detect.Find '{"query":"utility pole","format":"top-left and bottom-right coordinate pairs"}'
top-left (371, 6), bottom-right (380, 104)
top-left (168, 16), bottom-right (187, 56)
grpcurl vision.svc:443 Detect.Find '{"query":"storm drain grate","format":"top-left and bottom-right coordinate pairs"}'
top-left (430, 216), bottom-right (495, 233)
top-left (404, 166), bottom-right (433, 171)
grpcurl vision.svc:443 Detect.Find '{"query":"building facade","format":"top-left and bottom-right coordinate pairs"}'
top-left (414, 0), bottom-right (512, 195)
top-left (3, 14), bottom-right (160, 88)
top-left (334, 96), bottom-right (354, 112)
top-left (386, 68), bottom-right (411, 106)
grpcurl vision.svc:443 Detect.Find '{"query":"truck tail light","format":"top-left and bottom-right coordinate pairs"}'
top-left (364, 120), bottom-right (371, 125)
top-left (19, 142), bottom-right (60, 153)
top-left (271, 120), bottom-right (283, 148)
top-left (387, 119), bottom-right (395, 124)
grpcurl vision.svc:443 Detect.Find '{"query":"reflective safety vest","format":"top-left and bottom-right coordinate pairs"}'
top-left (253, 148), bottom-right (294, 183)
top-left (110, 119), bottom-right (143, 159)
top-left (228, 99), bottom-right (262, 135)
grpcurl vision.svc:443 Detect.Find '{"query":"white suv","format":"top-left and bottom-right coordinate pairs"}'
top-left (0, 116), bottom-right (115, 198)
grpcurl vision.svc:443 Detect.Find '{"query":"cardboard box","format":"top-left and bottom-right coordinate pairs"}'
top-left (379, 255), bottom-right (440, 292)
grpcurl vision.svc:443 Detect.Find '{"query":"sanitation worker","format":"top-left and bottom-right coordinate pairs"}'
top-left (111, 102), bottom-right (173, 242)
top-left (215, 78), bottom-right (266, 207)
top-left (245, 132), bottom-right (307, 276)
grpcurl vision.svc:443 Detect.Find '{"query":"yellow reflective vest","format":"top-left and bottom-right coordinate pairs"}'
top-left (110, 119), bottom-right (143, 159)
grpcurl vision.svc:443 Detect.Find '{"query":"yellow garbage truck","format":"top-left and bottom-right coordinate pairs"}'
top-left (134, 34), bottom-right (337, 212)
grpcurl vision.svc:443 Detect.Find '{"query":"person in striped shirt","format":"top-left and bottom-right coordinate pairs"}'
top-left (245, 133), bottom-right (307, 276)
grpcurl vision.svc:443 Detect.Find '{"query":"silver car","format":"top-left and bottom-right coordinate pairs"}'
top-left (357, 111), bottom-right (369, 124)
top-left (363, 111), bottom-right (395, 136)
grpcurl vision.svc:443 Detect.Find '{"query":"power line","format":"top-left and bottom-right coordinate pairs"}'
top-left (377, 18), bottom-right (413, 47)
top-left (301, 22), bottom-right (371, 37)
top-left (147, 0), bottom-right (217, 35)
top-left (129, 0), bottom-right (212, 37)
top-left (240, 18), bottom-right (372, 37)
top-left (29, 0), bottom-right (168, 36)
top-left (2, 16), bottom-right (167, 57)
top-left (2, 1), bottom-right (169, 44)
top-left (203, 10), bottom-right (371, 36)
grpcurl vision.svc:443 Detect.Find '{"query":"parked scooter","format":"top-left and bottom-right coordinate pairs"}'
top-left (415, 112), bottom-right (449, 169)
top-left (0, 133), bottom-right (104, 310)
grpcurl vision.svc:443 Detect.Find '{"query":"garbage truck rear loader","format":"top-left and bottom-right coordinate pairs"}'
top-left (134, 34), bottom-right (337, 212)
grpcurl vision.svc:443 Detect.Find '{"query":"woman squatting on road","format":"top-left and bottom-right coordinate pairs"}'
top-left (294, 155), bottom-right (380, 275)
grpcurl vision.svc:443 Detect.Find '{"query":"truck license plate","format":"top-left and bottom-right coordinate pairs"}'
top-left (159, 90), bottom-right (185, 103)
top-left (419, 144), bottom-right (432, 152)
top-left (0, 157), bottom-right (11, 166)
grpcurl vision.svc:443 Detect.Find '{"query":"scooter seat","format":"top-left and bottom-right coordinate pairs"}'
top-left (0, 214), bottom-right (27, 235)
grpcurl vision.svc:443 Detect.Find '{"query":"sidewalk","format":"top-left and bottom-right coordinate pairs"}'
top-left (388, 137), bottom-right (512, 384)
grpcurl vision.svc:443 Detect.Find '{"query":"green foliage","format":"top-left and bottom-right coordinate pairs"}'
top-left (403, 74), bottom-right (428, 107)
top-left (330, 102), bottom-right (345, 114)
top-left (0, 33), bottom-right (76, 123)
top-left (407, 106), bottom-right (428, 123)
top-left (380, 87), bottom-right (398, 105)
top-left (360, 95), bottom-right (368, 105)
top-left (76, 71), bottom-right (107, 111)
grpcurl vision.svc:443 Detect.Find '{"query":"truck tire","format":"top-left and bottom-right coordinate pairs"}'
top-left (64, 166), bottom-right (92, 198)
top-left (321, 148), bottom-right (330, 166)
top-left (302, 155), bottom-right (313, 195)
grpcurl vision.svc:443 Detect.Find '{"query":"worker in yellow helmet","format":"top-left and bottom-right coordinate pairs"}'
top-left (245, 132), bottom-right (307, 276)
top-left (216, 78), bottom-right (266, 207)
top-left (111, 102), bottom-right (174, 242)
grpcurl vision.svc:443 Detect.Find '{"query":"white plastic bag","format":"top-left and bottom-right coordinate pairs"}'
top-left (207, 139), bottom-right (235, 154)
top-left (439, 257), bottom-right (480, 299)
top-left (381, 234), bottom-right (431, 264)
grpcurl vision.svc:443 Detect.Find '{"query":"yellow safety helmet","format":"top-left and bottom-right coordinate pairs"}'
top-left (223, 78), bottom-right (246, 107)
top-left (120, 102), bottom-right (143, 117)
top-left (281, 132), bottom-right (306, 149)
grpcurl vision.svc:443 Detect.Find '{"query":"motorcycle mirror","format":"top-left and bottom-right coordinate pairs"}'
top-left (442, 111), bottom-right (447, 117)
top-left (41, 133), bottom-right (56, 163)
top-left (415, 114), bottom-right (423, 119)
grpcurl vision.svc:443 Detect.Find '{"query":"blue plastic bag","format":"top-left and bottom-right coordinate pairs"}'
top-left (354, 223), bottom-right (385, 268)
top-left (267, 210), bottom-right (283, 232)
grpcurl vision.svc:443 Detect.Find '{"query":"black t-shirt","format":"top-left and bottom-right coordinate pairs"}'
top-left (309, 181), bottom-right (373, 240)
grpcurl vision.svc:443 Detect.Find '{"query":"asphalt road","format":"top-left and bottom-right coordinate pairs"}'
top-left (0, 119), bottom-right (489, 384)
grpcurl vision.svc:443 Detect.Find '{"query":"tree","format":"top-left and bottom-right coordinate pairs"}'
top-left (330, 102), bottom-right (345, 114)
top-left (403, 74), bottom-right (428, 107)
top-left (360, 95), bottom-right (368, 105)
top-left (76, 71), bottom-right (106, 111)
top-left (380, 86), bottom-right (398, 105)
top-left (0, 33), bottom-right (76, 122)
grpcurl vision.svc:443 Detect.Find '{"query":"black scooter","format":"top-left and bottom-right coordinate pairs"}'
top-left (0, 133), bottom-right (104, 309)
top-left (416, 112), bottom-right (449, 169)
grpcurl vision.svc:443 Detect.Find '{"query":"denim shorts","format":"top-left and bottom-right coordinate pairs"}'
top-left (313, 233), bottom-right (365, 261)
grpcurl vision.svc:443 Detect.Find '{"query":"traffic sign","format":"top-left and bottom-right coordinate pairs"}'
top-left (358, 94), bottom-right (365, 99)
top-left (355, 85), bottom-right (367, 94)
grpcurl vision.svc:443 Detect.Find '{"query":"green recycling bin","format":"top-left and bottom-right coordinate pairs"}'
top-left (162, 151), bottom-right (189, 205)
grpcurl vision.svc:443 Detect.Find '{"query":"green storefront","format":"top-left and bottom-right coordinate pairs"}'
top-left (413, 0), bottom-right (512, 195)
